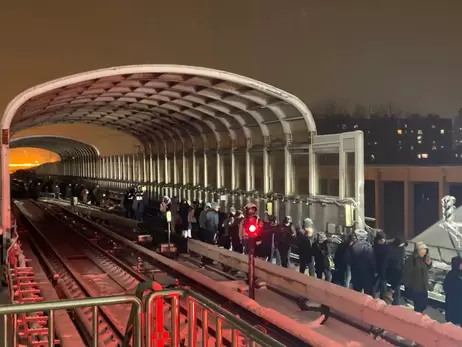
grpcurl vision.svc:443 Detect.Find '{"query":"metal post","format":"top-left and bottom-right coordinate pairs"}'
top-left (248, 237), bottom-right (256, 300)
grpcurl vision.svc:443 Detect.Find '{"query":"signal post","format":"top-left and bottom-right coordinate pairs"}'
top-left (243, 203), bottom-right (261, 300)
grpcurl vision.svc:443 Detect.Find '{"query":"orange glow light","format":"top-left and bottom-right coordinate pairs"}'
top-left (9, 147), bottom-right (59, 173)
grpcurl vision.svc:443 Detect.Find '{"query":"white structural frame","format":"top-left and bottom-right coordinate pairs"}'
top-left (1, 64), bottom-right (365, 237)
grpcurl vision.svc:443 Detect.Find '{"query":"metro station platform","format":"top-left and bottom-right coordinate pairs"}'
top-left (2, 65), bottom-right (462, 346)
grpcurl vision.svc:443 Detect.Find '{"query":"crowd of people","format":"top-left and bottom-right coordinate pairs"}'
top-left (159, 198), bottom-right (462, 326)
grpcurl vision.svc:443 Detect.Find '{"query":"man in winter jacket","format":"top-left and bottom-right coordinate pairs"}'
top-left (373, 231), bottom-right (389, 300)
top-left (402, 241), bottom-right (432, 313)
top-left (275, 216), bottom-right (296, 268)
top-left (386, 237), bottom-right (407, 305)
top-left (204, 202), bottom-right (220, 244)
top-left (296, 218), bottom-right (316, 276)
top-left (347, 229), bottom-right (376, 296)
top-left (443, 256), bottom-right (462, 326)
top-left (313, 232), bottom-right (333, 281)
top-left (198, 202), bottom-right (211, 242)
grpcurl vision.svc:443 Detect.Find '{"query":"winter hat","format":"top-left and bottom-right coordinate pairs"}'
top-left (415, 241), bottom-right (428, 252)
top-left (303, 218), bottom-right (314, 228)
top-left (205, 202), bottom-right (212, 208)
top-left (210, 202), bottom-right (219, 209)
top-left (354, 229), bottom-right (368, 241)
top-left (229, 207), bottom-right (236, 214)
top-left (283, 216), bottom-right (292, 224)
top-left (317, 232), bottom-right (327, 243)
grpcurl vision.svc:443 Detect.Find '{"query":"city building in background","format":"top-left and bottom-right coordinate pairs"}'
top-left (316, 113), bottom-right (453, 165)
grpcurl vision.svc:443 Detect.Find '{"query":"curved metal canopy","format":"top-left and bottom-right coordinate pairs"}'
top-left (2, 65), bottom-right (316, 154)
top-left (10, 135), bottom-right (99, 159)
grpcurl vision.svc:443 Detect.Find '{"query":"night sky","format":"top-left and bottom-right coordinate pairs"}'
top-left (2, 1), bottom-right (462, 157)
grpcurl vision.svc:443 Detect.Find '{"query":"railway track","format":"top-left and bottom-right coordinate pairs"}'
top-left (15, 200), bottom-right (306, 346)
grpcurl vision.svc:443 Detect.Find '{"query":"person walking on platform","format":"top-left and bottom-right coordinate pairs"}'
top-left (296, 218), bottom-right (316, 275)
top-left (313, 232), bottom-right (333, 281)
top-left (402, 241), bottom-right (432, 313)
top-left (276, 216), bottom-right (296, 268)
top-left (347, 229), bottom-right (376, 296)
top-left (230, 210), bottom-right (244, 253)
top-left (170, 197), bottom-right (179, 234)
top-left (204, 202), bottom-right (220, 244)
top-left (133, 186), bottom-right (146, 221)
top-left (386, 237), bottom-right (407, 305)
top-left (179, 199), bottom-right (190, 238)
top-left (198, 202), bottom-right (211, 242)
top-left (262, 215), bottom-right (278, 263)
top-left (443, 256), bottom-right (462, 326)
top-left (373, 231), bottom-right (389, 300)
top-left (332, 233), bottom-right (355, 288)
top-left (220, 207), bottom-right (237, 249)
top-left (123, 187), bottom-right (135, 219)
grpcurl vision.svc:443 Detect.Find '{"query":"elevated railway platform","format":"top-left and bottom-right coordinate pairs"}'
top-left (1, 65), bottom-right (462, 345)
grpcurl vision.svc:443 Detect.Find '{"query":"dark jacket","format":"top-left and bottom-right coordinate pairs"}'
top-left (402, 250), bottom-right (432, 292)
top-left (199, 208), bottom-right (209, 229)
top-left (276, 224), bottom-right (296, 250)
top-left (347, 239), bottom-right (376, 280)
top-left (373, 242), bottom-right (389, 280)
top-left (296, 228), bottom-right (315, 261)
top-left (205, 209), bottom-right (219, 233)
top-left (387, 241), bottom-right (406, 287)
top-left (313, 240), bottom-right (333, 271)
top-left (443, 256), bottom-right (462, 326)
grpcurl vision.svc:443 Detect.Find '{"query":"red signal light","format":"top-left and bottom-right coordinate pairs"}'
top-left (245, 216), bottom-right (260, 237)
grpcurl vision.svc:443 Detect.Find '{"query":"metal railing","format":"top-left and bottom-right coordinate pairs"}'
top-left (1, 287), bottom-right (286, 346)
top-left (0, 295), bottom-right (142, 347)
top-left (143, 289), bottom-right (285, 347)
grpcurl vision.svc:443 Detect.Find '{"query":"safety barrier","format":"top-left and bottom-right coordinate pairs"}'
top-left (0, 289), bottom-right (287, 347)
top-left (0, 296), bottom-right (142, 347)
top-left (188, 239), bottom-right (462, 347)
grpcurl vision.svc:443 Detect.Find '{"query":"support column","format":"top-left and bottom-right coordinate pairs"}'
top-left (308, 132), bottom-right (318, 196)
top-left (439, 171), bottom-right (448, 219)
top-left (156, 151), bottom-right (161, 183)
top-left (203, 149), bottom-right (208, 187)
top-left (245, 138), bottom-right (254, 191)
top-left (230, 140), bottom-right (237, 190)
top-left (374, 170), bottom-right (383, 230)
top-left (216, 142), bottom-right (222, 189)
top-left (173, 152), bottom-right (178, 185)
top-left (182, 151), bottom-right (187, 185)
top-left (192, 149), bottom-right (197, 185)
top-left (283, 134), bottom-right (292, 196)
top-left (163, 145), bottom-right (169, 184)
top-left (262, 136), bottom-right (272, 194)
top-left (149, 153), bottom-right (154, 183)
top-left (404, 176), bottom-right (414, 240)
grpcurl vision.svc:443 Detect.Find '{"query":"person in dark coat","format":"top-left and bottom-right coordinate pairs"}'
top-left (198, 202), bottom-right (211, 242)
top-left (204, 202), bottom-right (220, 245)
top-left (296, 218), bottom-right (316, 275)
top-left (313, 232), bottom-right (333, 281)
top-left (230, 210), bottom-right (244, 253)
top-left (347, 229), bottom-right (376, 296)
top-left (258, 215), bottom-right (277, 260)
top-left (179, 199), bottom-right (190, 238)
top-left (332, 233), bottom-right (355, 287)
top-left (373, 231), bottom-right (389, 300)
top-left (443, 256), bottom-right (462, 326)
top-left (386, 237), bottom-right (407, 305)
top-left (402, 241), bottom-right (432, 313)
top-left (276, 216), bottom-right (296, 268)
top-left (220, 207), bottom-right (237, 249)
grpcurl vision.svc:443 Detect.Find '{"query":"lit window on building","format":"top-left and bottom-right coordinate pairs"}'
top-left (410, 146), bottom-right (414, 150)
top-left (456, 154), bottom-right (459, 158)
top-left (417, 135), bottom-right (423, 140)
top-left (397, 129), bottom-right (403, 135)
top-left (417, 129), bottom-right (423, 134)
top-left (432, 124), bottom-right (436, 129)
top-left (422, 153), bottom-right (428, 159)
top-left (353, 124), bottom-right (359, 129)
top-left (440, 129), bottom-right (445, 134)
top-left (417, 154), bottom-right (422, 159)
top-left (432, 146), bottom-right (437, 150)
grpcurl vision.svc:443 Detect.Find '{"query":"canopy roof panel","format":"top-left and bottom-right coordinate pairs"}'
top-left (10, 135), bottom-right (99, 159)
top-left (3, 65), bottom-right (315, 154)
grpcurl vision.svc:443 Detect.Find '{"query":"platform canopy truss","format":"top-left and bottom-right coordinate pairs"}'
top-left (10, 135), bottom-right (99, 160)
top-left (1, 64), bottom-right (365, 237)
